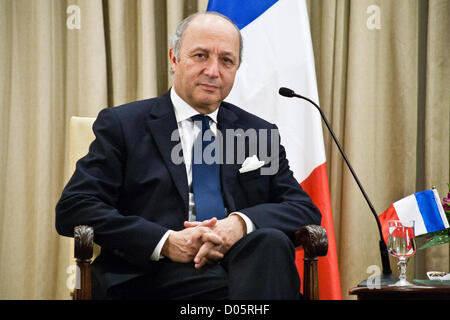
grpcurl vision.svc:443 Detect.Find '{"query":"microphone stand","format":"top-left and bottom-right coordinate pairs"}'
top-left (279, 87), bottom-right (396, 286)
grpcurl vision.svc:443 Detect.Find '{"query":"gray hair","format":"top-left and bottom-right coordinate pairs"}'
top-left (169, 12), bottom-right (243, 68)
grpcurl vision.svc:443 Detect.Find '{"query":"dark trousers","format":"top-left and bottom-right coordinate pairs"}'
top-left (106, 228), bottom-right (301, 300)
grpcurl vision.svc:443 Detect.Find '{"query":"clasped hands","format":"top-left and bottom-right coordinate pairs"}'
top-left (161, 215), bottom-right (246, 269)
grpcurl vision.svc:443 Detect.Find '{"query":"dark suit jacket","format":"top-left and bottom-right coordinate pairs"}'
top-left (55, 91), bottom-right (321, 294)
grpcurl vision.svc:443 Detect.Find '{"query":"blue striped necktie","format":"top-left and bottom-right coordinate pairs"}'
top-left (191, 114), bottom-right (225, 221)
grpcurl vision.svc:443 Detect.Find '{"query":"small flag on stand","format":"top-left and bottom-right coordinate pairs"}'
top-left (378, 189), bottom-right (449, 244)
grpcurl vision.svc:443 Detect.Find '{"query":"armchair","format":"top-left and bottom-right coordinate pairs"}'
top-left (67, 116), bottom-right (329, 300)
top-left (73, 224), bottom-right (327, 300)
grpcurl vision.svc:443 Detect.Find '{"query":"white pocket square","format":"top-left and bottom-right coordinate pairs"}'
top-left (239, 155), bottom-right (265, 173)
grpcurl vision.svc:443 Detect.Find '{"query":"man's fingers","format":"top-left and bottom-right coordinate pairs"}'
top-left (194, 242), bottom-right (213, 268)
top-left (194, 242), bottom-right (223, 269)
top-left (184, 217), bottom-right (218, 229)
top-left (201, 231), bottom-right (223, 246)
top-left (184, 221), bottom-right (200, 228)
top-left (194, 242), bottom-right (214, 261)
top-left (205, 248), bottom-right (224, 261)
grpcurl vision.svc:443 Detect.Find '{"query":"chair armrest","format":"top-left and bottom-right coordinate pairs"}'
top-left (73, 225), bottom-right (94, 300)
top-left (294, 225), bottom-right (328, 259)
top-left (294, 225), bottom-right (328, 300)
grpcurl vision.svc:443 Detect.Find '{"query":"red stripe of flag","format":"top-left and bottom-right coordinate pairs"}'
top-left (297, 162), bottom-right (342, 300)
top-left (378, 205), bottom-right (399, 245)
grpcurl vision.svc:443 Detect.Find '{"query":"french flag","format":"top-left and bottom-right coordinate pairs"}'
top-left (379, 189), bottom-right (449, 244)
top-left (207, 0), bottom-right (342, 299)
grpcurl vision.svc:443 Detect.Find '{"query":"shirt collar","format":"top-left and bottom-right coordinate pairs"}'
top-left (170, 88), bottom-right (219, 124)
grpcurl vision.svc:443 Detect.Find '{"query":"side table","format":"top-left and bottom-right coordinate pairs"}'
top-left (349, 284), bottom-right (450, 300)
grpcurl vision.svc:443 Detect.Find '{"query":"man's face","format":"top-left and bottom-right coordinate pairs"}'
top-left (170, 15), bottom-right (240, 114)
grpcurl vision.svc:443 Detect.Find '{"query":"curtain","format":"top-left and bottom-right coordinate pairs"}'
top-left (307, 0), bottom-right (450, 298)
top-left (0, 0), bottom-right (208, 300)
top-left (0, 0), bottom-right (448, 299)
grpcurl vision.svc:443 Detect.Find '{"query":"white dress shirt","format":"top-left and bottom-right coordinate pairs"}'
top-left (150, 89), bottom-right (255, 261)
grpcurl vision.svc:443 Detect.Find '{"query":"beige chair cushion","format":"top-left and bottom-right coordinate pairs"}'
top-left (69, 116), bottom-right (96, 174)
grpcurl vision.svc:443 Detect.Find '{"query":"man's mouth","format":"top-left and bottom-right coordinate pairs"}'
top-left (198, 83), bottom-right (219, 91)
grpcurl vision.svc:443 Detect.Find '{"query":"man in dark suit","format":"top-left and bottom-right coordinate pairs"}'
top-left (55, 12), bottom-right (321, 300)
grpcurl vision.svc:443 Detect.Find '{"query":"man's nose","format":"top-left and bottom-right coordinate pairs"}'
top-left (204, 58), bottom-right (219, 77)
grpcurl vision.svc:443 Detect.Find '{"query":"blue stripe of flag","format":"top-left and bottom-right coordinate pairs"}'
top-left (415, 190), bottom-right (445, 232)
top-left (207, 0), bottom-right (278, 30)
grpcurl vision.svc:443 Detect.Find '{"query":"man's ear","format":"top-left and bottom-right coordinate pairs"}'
top-left (168, 48), bottom-right (177, 73)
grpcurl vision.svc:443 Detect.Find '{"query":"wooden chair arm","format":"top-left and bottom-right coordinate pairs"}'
top-left (72, 224), bottom-right (328, 300)
top-left (73, 225), bottom-right (94, 300)
top-left (294, 225), bottom-right (328, 300)
top-left (294, 225), bottom-right (328, 258)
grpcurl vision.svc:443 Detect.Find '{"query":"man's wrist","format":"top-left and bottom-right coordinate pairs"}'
top-left (229, 212), bottom-right (255, 235)
top-left (151, 230), bottom-right (173, 261)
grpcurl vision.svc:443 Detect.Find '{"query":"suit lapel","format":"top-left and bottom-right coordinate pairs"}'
top-left (146, 93), bottom-right (189, 213)
top-left (145, 95), bottom-right (245, 216)
top-left (218, 105), bottom-right (242, 213)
